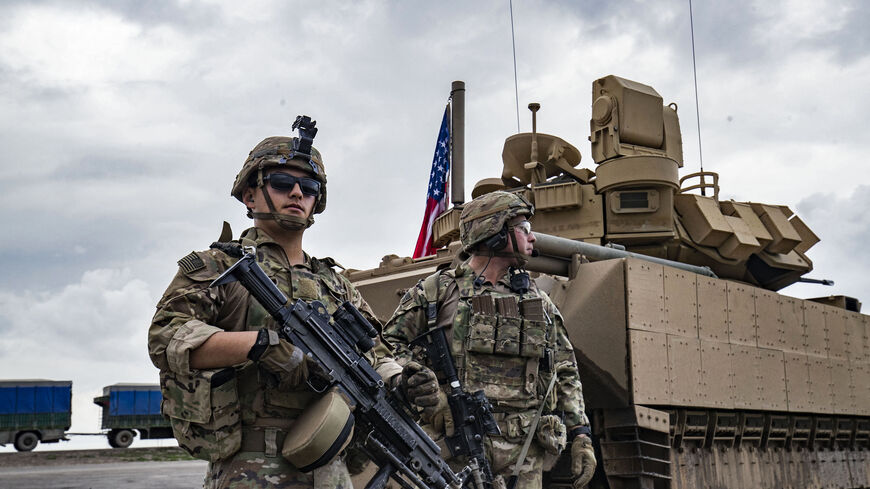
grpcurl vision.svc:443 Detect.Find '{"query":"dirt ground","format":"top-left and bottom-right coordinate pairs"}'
top-left (0, 447), bottom-right (195, 467)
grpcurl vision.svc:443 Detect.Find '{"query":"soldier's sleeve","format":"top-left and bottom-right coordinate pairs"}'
top-left (382, 281), bottom-right (431, 366)
top-left (148, 251), bottom-right (228, 376)
top-left (544, 292), bottom-right (590, 428)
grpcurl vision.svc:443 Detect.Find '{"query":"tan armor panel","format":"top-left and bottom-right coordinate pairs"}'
top-left (789, 214), bottom-right (820, 254)
top-left (626, 260), bottom-right (665, 333)
top-left (720, 200), bottom-right (773, 249)
top-left (804, 302), bottom-right (827, 357)
top-left (726, 282), bottom-right (757, 347)
top-left (854, 362), bottom-right (870, 416)
top-left (552, 258), bottom-right (630, 405)
top-left (533, 180), bottom-right (583, 210)
top-left (783, 352), bottom-right (813, 412)
top-left (846, 312), bottom-right (866, 363)
top-left (750, 203), bottom-right (802, 254)
top-left (699, 340), bottom-right (733, 408)
top-left (756, 289), bottom-right (784, 350)
top-left (829, 358), bottom-right (854, 414)
top-left (862, 315), bottom-right (870, 363)
top-left (697, 276), bottom-right (728, 343)
top-left (530, 184), bottom-right (603, 241)
top-left (807, 355), bottom-right (834, 414)
top-left (629, 329), bottom-right (670, 405)
top-left (674, 194), bottom-right (733, 247)
top-left (757, 347), bottom-right (788, 411)
top-left (864, 315), bottom-right (870, 360)
top-left (731, 345), bottom-right (758, 410)
top-left (825, 306), bottom-right (849, 361)
top-left (667, 335), bottom-right (701, 405)
top-left (780, 296), bottom-right (806, 353)
top-left (604, 186), bottom-right (675, 239)
top-left (663, 268), bottom-right (698, 338)
top-left (719, 215), bottom-right (761, 260)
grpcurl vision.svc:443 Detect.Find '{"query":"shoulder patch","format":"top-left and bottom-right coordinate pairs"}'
top-left (177, 251), bottom-right (205, 274)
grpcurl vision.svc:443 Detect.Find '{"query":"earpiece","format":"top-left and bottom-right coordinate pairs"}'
top-left (483, 228), bottom-right (508, 252)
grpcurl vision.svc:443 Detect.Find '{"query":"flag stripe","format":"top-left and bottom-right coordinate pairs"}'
top-left (412, 105), bottom-right (451, 258)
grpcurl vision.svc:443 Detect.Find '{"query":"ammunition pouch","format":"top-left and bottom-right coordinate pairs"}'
top-left (160, 368), bottom-right (242, 462)
top-left (281, 388), bottom-right (354, 472)
top-left (493, 410), bottom-right (535, 444)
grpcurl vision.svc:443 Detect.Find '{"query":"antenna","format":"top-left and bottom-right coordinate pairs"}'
top-left (689, 0), bottom-right (706, 196)
top-left (509, 0), bottom-right (521, 133)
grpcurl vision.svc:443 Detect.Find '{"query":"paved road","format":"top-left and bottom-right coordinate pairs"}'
top-left (0, 460), bottom-right (208, 489)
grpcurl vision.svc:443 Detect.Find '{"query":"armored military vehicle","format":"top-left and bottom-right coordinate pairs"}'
top-left (347, 76), bottom-right (869, 488)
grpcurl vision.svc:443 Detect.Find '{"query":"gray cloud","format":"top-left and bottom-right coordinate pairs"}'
top-left (1, 1), bottom-right (869, 451)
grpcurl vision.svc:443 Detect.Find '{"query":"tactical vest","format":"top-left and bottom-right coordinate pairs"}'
top-left (421, 270), bottom-right (558, 412)
top-left (236, 243), bottom-right (352, 426)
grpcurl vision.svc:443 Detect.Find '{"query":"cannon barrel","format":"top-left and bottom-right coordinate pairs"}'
top-left (527, 232), bottom-right (717, 278)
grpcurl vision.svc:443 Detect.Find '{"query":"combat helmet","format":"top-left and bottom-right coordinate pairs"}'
top-left (459, 190), bottom-right (535, 255)
top-left (231, 115), bottom-right (327, 230)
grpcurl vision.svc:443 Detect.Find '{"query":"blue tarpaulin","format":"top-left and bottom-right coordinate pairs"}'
top-left (0, 388), bottom-right (15, 415)
top-left (0, 382), bottom-right (72, 414)
top-left (110, 388), bottom-right (162, 416)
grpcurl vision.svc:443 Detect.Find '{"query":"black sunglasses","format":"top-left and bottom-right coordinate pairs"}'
top-left (260, 173), bottom-right (321, 197)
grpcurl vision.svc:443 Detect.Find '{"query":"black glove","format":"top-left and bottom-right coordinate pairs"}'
top-left (250, 329), bottom-right (308, 390)
top-left (401, 361), bottom-right (452, 434)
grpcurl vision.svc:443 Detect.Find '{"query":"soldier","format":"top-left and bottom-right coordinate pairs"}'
top-left (384, 190), bottom-right (596, 489)
top-left (148, 117), bottom-right (402, 489)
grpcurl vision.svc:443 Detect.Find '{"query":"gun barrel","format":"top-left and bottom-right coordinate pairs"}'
top-left (528, 232), bottom-right (717, 278)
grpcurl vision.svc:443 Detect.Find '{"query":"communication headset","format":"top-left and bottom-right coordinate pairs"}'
top-left (482, 227), bottom-right (509, 252)
top-left (473, 226), bottom-right (509, 288)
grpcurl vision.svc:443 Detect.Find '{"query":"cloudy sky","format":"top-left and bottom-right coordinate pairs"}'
top-left (1, 0), bottom-right (868, 450)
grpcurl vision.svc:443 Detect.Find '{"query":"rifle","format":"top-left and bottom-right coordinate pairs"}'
top-left (410, 326), bottom-right (500, 489)
top-left (211, 253), bottom-right (467, 489)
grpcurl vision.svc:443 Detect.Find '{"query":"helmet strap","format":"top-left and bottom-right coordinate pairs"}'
top-left (493, 228), bottom-right (529, 267)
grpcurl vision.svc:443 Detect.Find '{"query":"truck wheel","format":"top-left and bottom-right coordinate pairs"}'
top-left (14, 432), bottom-right (39, 452)
top-left (109, 429), bottom-right (135, 449)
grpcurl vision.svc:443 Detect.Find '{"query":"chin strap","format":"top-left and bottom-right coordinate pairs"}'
top-left (489, 226), bottom-right (529, 267)
top-left (247, 169), bottom-right (315, 230)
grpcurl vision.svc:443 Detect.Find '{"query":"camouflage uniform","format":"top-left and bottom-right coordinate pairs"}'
top-left (149, 226), bottom-right (401, 489)
top-left (383, 260), bottom-right (588, 489)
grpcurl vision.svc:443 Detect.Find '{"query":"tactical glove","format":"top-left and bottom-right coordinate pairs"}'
top-left (250, 329), bottom-right (309, 390)
top-left (571, 434), bottom-right (596, 489)
top-left (401, 361), bottom-right (453, 434)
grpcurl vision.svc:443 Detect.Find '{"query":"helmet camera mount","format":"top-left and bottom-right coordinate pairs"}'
top-left (292, 115), bottom-right (318, 156)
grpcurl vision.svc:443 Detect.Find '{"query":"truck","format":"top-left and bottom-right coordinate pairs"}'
top-left (0, 379), bottom-right (72, 452)
top-left (347, 76), bottom-right (870, 488)
top-left (92, 383), bottom-right (173, 448)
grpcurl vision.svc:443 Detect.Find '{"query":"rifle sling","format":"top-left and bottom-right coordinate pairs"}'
top-left (507, 371), bottom-right (559, 489)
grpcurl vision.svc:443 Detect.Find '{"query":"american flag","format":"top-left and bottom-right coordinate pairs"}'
top-left (413, 105), bottom-right (451, 258)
